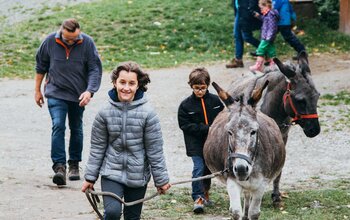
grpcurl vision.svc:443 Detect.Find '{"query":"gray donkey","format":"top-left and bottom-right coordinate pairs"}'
top-left (227, 52), bottom-right (320, 207)
top-left (204, 81), bottom-right (285, 220)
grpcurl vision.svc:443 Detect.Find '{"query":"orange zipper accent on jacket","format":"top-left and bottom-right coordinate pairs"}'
top-left (200, 98), bottom-right (209, 125)
top-left (55, 38), bottom-right (83, 60)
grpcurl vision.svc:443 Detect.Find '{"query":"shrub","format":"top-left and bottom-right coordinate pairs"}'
top-left (314, 0), bottom-right (339, 29)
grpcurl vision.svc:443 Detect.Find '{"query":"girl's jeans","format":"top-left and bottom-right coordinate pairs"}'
top-left (101, 177), bottom-right (147, 220)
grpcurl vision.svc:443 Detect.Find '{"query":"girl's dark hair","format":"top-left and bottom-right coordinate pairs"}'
top-left (111, 61), bottom-right (150, 91)
top-left (188, 67), bottom-right (210, 86)
top-left (61, 18), bottom-right (80, 32)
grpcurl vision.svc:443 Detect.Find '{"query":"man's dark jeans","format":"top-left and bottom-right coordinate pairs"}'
top-left (278, 25), bottom-right (306, 54)
top-left (48, 98), bottom-right (84, 169)
top-left (234, 12), bottom-right (260, 59)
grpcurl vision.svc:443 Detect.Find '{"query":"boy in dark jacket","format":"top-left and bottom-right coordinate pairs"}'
top-left (178, 68), bottom-right (224, 213)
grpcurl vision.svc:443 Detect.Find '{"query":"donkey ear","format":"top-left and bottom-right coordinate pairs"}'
top-left (248, 80), bottom-right (269, 107)
top-left (298, 50), bottom-right (309, 65)
top-left (298, 51), bottom-right (311, 75)
top-left (273, 57), bottom-right (296, 78)
top-left (212, 82), bottom-right (235, 106)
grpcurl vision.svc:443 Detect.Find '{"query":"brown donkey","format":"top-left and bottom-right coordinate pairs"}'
top-left (204, 81), bottom-right (285, 220)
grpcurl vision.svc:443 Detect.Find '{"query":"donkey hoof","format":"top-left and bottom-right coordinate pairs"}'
top-left (250, 213), bottom-right (260, 220)
top-left (271, 193), bottom-right (283, 208)
top-left (272, 200), bottom-right (284, 209)
top-left (230, 213), bottom-right (240, 220)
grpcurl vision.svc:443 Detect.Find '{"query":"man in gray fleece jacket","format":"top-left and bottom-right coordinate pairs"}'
top-left (34, 18), bottom-right (102, 186)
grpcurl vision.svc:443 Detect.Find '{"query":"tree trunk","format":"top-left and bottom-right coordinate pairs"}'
top-left (339, 0), bottom-right (350, 35)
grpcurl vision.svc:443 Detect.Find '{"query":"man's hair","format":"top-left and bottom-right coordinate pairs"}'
top-left (61, 18), bottom-right (80, 32)
top-left (111, 61), bottom-right (151, 92)
top-left (259, 0), bottom-right (272, 8)
top-left (188, 67), bottom-right (210, 86)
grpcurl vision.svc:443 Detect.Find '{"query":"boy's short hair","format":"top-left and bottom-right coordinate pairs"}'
top-left (188, 67), bottom-right (210, 86)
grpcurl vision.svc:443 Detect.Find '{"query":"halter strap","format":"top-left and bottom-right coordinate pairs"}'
top-left (283, 83), bottom-right (319, 122)
top-left (229, 153), bottom-right (253, 165)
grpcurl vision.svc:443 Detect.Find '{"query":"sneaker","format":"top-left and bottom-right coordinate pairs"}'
top-left (68, 160), bottom-right (80, 181)
top-left (193, 197), bottom-right (205, 213)
top-left (53, 165), bottom-right (66, 186)
top-left (226, 58), bottom-right (244, 68)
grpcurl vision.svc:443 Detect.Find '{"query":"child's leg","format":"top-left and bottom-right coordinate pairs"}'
top-left (250, 41), bottom-right (269, 72)
top-left (191, 156), bottom-right (205, 201)
top-left (266, 43), bottom-right (276, 66)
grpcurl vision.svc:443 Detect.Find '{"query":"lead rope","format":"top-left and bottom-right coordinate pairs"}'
top-left (85, 169), bottom-right (228, 219)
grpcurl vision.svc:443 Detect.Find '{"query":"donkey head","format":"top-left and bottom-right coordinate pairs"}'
top-left (212, 81), bottom-right (269, 181)
top-left (273, 52), bottom-right (320, 137)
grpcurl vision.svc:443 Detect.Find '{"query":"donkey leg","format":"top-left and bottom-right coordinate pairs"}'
top-left (242, 190), bottom-right (250, 220)
top-left (248, 186), bottom-right (266, 220)
top-left (227, 178), bottom-right (242, 220)
top-left (272, 171), bottom-right (282, 208)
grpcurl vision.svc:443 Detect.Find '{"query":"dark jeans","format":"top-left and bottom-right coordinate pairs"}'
top-left (47, 98), bottom-right (84, 169)
top-left (234, 13), bottom-right (260, 59)
top-left (101, 177), bottom-right (147, 220)
top-left (191, 156), bottom-right (211, 201)
top-left (278, 25), bottom-right (306, 54)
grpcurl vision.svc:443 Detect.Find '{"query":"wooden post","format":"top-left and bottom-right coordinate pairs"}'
top-left (339, 0), bottom-right (350, 35)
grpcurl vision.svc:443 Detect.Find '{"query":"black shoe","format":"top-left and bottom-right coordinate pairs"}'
top-left (68, 160), bottom-right (80, 181)
top-left (53, 165), bottom-right (66, 186)
top-left (250, 51), bottom-right (258, 57)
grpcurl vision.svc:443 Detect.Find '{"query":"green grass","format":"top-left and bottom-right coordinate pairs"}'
top-left (319, 90), bottom-right (350, 131)
top-left (321, 90), bottom-right (350, 106)
top-left (139, 180), bottom-right (350, 219)
top-left (1, 0), bottom-right (350, 78)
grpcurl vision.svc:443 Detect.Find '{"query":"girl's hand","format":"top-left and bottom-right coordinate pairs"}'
top-left (81, 180), bottom-right (94, 192)
top-left (157, 183), bottom-right (171, 194)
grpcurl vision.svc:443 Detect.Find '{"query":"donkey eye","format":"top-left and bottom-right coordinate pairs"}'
top-left (228, 130), bottom-right (233, 136)
top-left (250, 130), bottom-right (256, 136)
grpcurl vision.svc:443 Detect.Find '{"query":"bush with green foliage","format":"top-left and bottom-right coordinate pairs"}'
top-left (314, 0), bottom-right (339, 29)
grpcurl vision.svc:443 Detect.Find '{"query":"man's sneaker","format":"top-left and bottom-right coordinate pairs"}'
top-left (68, 160), bottom-right (80, 181)
top-left (193, 197), bottom-right (205, 214)
top-left (226, 58), bottom-right (244, 68)
top-left (53, 165), bottom-right (66, 186)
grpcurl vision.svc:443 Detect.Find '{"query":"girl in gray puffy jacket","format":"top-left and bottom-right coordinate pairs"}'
top-left (82, 61), bottom-right (171, 220)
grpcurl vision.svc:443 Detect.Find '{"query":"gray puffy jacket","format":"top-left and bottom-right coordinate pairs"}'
top-left (84, 91), bottom-right (169, 188)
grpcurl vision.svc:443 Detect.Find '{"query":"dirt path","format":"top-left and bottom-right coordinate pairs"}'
top-left (0, 54), bottom-right (349, 219)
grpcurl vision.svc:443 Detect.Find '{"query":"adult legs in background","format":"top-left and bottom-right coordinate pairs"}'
top-left (48, 98), bottom-right (68, 185)
top-left (67, 101), bottom-right (84, 180)
top-left (279, 25), bottom-right (306, 54)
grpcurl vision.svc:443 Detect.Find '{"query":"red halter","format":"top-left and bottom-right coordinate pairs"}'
top-left (283, 83), bottom-right (319, 122)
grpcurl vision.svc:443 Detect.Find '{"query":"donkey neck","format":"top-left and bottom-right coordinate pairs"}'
top-left (260, 74), bottom-right (291, 130)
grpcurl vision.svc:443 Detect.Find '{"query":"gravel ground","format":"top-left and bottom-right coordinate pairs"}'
top-left (0, 55), bottom-right (349, 219)
top-left (0, 0), bottom-right (97, 27)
